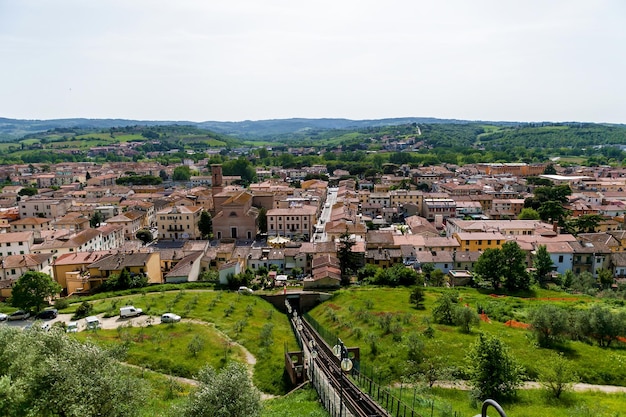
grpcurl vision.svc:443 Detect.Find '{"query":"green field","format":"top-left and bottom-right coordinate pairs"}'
top-left (66, 289), bottom-right (298, 395)
top-left (75, 322), bottom-right (248, 378)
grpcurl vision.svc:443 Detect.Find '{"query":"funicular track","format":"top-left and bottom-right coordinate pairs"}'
top-left (295, 314), bottom-right (390, 417)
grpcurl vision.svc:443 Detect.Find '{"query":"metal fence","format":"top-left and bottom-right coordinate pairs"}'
top-left (304, 313), bottom-right (468, 417)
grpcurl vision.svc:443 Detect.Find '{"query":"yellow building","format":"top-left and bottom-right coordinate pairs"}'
top-left (157, 205), bottom-right (203, 240)
top-left (454, 232), bottom-right (506, 252)
top-left (87, 251), bottom-right (162, 290)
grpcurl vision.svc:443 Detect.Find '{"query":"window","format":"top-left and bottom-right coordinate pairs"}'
top-left (11, 269), bottom-right (15, 275)
top-left (558, 255), bottom-right (564, 263)
top-left (19, 242), bottom-right (23, 246)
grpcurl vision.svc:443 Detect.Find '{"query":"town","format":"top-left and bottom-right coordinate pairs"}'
top-left (0, 156), bottom-right (625, 296)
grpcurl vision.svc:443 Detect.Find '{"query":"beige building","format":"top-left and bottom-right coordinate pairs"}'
top-left (267, 205), bottom-right (317, 240)
top-left (156, 205), bottom-right (203, 240)
top-left (10, 217), bottom-right (52, 232)
top-left (19, 198), bottom-right (71, 219)
top-left (213, 192), bottom-right (259, 241)
top-left (0, 253), bottom-right (55, 298)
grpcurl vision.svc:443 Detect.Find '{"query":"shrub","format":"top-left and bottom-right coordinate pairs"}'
top-left (73, 301), bottom-right (93, 319)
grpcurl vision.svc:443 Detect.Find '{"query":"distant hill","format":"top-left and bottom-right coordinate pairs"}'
top-left (0, 116), bottom-right (517, 140)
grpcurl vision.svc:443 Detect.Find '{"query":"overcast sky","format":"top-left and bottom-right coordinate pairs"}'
top-left (1, 0), bottom-right (625, 123)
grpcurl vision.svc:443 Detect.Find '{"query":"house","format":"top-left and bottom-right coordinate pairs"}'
top-left (87, 251), bottom-right (162, 289)
top-left (164, 251), bottom-right (204, 283)
top-left (0, 253), bottom-right (54, 298)
top-left (219, 260), bottom-right (243, 285)
top-left (0, 231), bottom-right (36, 257)
top-left (156, 205), bottom-right (203, 240)
top-left (105, 210), bottom-right (146, 240)
top-left (19, 198), bottom-right (71, 219)
top-left (10, 217), bottom-right (52, 232)
top-left (52, 212), bottom-right (90, 233)
top-left (31, 229), bottom-right (104, 260)
top-left (267, 205), bottom-right (317, 240)
top-left (52, 250), bottom-right (115, 294)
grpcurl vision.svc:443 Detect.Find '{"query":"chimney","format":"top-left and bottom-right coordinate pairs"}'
top-left (553, 221), bottom-right (559, 234)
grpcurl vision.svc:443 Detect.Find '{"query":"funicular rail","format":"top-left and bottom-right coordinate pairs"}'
top-left (297, 315), bottom-right (390, 417)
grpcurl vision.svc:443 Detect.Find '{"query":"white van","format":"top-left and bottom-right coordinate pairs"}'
top-left (85, 316), bottom-right (100, 330)
top-left (120, 306), bottom-right (143, 318)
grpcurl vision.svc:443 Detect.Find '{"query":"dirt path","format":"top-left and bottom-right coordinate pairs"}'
top-left (425, 380), bottom-right (626, 393)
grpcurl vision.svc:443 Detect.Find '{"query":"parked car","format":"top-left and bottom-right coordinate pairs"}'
top-left (8, 310), bottom-right (30, 321)
top-left (161, 313), bottom-right (181, 323)
top-left (0, 313), bottom-right (7, 321)
top-left (120, 306), bottom-right (143, 318)
top-left (85, 316), bottom-right (100, 330)
top-left (36, 309), bottom-right (58, 320)
top-left (66, 321), bottom-right (79, 333)
top-left (238, 286), bottom-right (253, 295)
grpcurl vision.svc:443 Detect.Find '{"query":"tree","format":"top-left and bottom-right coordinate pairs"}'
top-left (257, 207), bottom-right (267, 235)
top-left (178, 362), bottom-right (261, 417)
top-left (501, 241), bottom-right (530, 291)
top-left (432, 292), bottom-right (458, 325)
top-left (18, 187), bottom-right (37, 197)
top-left (466, 333), bottom-right (523, 401)
top-left (135, 229), bottom-right (153, 245)
top-left (90, 211), bottom-right (104, 228)
top-left (539, 352), bottom-right (579, 399)
top-left (474, 248), bottom-right (503, 289)
top-left (568, 214), bottom-right (604, 235)
top-left (0, 325), bottom-right (147, 417)
top-left (409, 286), bottom-right (425, 309)
top-left (159, 169), bottom-right (168, 181)
top-left (597, 268), bottom-right (615, 290)
top-left (528, 304), bottom-right (569, 347)
top-left (533, 244), bottom-right (554, 288)
top-left (518, 207), bottom-right (540, 220)
top-left (11, 271), bottom-right (61, 313)
top-left (586, 304), bottom-right (626, 347)
top-left (198, 210), bottom-right (213, 239)
top-left (537, 200), bottom-right (570, 225)
top-left (543, 163), bottom-right (557, 175)
top-left (455, 305), bottom-right (480, 333)
top-left (337, 228), bottom-right (356, 285)
top-left (172, 165), bottom-right (192, 181)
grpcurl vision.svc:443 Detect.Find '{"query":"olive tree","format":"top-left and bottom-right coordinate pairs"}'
top-left (178, 362), bottom-right (261, 417)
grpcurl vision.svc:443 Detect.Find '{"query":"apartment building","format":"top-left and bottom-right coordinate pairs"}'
top-left (267, 205), bottom-right (317, 239)
top-left (157, 205), bottom-right (203, 240)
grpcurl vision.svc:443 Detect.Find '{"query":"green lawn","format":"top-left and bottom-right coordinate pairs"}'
top-left (68, 289), bottom-right (297, 395)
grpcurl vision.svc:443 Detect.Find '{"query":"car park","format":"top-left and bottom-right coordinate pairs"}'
top-left (36, 309), bottom-right (58, 320)
top-left (161, 313), bottom-right (181, 323)
top-left (8, 310), bottom-right (30, 321)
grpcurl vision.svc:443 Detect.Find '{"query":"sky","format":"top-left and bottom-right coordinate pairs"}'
top-left (1, 0), bottom-right (625, 123)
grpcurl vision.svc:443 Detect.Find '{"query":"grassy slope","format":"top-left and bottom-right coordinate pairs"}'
top-left (67, 290), bottom-right (298, 395)
top-left (308, 287), bottom-right (626, 385)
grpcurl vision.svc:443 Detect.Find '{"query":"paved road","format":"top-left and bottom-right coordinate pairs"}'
top-left (313, 187), bottom-right (338, 243)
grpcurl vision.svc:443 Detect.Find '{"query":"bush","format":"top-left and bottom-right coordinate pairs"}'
top-left (54, 298), bottom-right (70, 310)
top-left (73, 301), bottom-right (93, 319)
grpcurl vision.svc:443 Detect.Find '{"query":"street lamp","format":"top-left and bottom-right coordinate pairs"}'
top-left (333, 338), bottom-right (353, 417)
